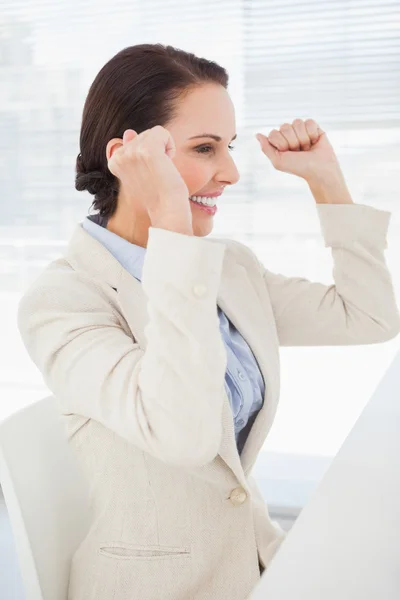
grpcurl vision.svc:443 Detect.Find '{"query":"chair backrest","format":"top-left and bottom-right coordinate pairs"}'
top-left (0, 396), bottom-right (91, 600)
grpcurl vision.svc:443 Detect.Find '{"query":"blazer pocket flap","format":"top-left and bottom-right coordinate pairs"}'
top-left (99, 542), bottom-right (191, 560)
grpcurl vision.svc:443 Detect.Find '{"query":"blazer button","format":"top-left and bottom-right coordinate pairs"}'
top-left (229, 487), bottom-right (247, 506)
top-left (192, 283), bottom-right (207, 298)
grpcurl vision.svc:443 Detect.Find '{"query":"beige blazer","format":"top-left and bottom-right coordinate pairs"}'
top-left (17, 203), bottom-right (400, 600)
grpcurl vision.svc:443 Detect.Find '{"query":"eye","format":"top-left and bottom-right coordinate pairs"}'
top-left (195, 144), bottom-right (235, 154)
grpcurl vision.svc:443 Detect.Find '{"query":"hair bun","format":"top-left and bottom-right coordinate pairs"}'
top-left (75, 152), bottom-right (117, 197)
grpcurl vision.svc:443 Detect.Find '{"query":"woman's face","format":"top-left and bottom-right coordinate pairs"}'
top-left (166, 83), bottom-right (240, 238)
top-left (108, 83), bottom-right (240, 247)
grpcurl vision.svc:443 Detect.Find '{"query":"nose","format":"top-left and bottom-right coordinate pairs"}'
top-left (217, 153), bottom-right (240, 186)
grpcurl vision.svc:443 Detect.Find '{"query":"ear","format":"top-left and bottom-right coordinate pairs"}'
top-left (106, 137), bottom-right (123, 162)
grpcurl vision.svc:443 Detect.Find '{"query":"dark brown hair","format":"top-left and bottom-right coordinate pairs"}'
top-left (75, 44), bottom-right (229, 220)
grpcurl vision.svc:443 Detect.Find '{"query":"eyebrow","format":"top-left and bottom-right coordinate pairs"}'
top-left (189, 133), bottom-right (237, 142)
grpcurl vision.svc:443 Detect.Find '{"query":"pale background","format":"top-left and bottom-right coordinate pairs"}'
top-left (1, 0), bottom-right (400, 523)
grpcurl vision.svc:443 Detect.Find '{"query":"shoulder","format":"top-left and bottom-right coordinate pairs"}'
top-left (17, 257), bottom-right (118, 325)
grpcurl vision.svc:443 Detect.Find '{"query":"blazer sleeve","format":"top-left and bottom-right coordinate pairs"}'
top-left (233, 203), bottom-right (400, 347)
top-left (17, 227), bottom-right (228, 468)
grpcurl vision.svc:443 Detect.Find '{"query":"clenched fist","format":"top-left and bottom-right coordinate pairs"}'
top-left (255, 119), bottom-right (340, 183)
top-left (107, 126), bottom-right (192, 231)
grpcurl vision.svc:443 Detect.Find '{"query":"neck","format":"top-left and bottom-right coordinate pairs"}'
top-left (106, 207), bottom-right (150, 248)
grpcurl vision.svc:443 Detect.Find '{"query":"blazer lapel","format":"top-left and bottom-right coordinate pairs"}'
top-left (216, 257), bottom-right (280, 477)
top-left (66, 224), bottom-right (280, 483)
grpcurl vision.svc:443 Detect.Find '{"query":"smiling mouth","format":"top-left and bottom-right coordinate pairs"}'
top-left (189, 198), bottom-right (218, 214)
top-left (189, 195), bottom-right (218, 206)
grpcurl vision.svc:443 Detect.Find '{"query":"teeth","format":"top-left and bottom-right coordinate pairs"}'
top-left (189, 195), bottom-right (217, 206)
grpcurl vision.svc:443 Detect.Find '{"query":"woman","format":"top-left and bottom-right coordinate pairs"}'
top-left (17, 44), bottom-right (400, 600)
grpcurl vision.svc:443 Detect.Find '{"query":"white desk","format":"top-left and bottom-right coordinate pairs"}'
top-left (251, 350), bottom-right (400, 599)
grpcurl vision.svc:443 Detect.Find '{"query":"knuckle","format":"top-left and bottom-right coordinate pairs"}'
top-left (123, 144), bottom-right (133, 156)
top-left (280, 123), bottom-right (291, 131)
top-left (136, 146), bottom-right (151, 159)
top-left (292, 118), bottom-right (303, 126)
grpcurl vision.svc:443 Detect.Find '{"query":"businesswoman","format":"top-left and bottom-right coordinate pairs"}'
top-left (17, 44), bottom-right (400, 600)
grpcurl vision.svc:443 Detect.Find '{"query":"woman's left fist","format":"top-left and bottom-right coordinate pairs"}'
top-left (256, 119), bottom-right (340, 182)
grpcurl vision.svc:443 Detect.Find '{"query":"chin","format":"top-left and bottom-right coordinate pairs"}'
top-left (193, 222), bottom-right (213, 237)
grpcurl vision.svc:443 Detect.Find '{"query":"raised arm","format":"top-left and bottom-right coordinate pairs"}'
top-left (17, 227), bottom-right (228, 467)
top-left (231, 203), bottom-right (400, 347)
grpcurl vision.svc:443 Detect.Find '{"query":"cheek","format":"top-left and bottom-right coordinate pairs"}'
top-left (184, 160), bottom-right (212, 191)
top-left (173, 155), bottom-right (212, 194)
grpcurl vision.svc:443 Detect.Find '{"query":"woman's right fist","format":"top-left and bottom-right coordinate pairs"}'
top-left (107, 125), bottom-right (192, 228)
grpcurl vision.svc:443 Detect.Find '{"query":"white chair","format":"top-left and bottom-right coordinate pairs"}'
top-left (0, 396), bottom-right (91, 600)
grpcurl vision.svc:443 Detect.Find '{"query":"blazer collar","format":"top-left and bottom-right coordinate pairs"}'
top-left (66, 223), bottom-right (280, 485)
